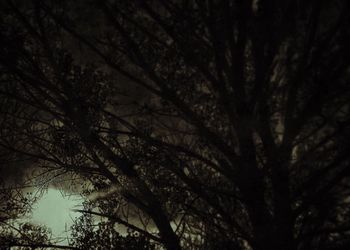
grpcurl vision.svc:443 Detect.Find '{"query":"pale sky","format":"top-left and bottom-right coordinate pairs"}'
top-left (30, 188), bottom-right (83, 245)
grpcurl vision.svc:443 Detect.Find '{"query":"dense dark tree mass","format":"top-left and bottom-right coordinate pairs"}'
top-left (0, 0), bottom-right (350, 249)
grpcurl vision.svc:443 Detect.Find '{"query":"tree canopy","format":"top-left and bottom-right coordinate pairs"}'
top-left (0, 0), bottom-right (350, 249)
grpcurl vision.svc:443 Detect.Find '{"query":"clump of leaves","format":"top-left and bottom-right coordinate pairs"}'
top-left (71, 208), bottom-right (155, 250)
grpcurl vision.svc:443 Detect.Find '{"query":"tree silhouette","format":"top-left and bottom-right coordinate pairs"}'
top-left (0, 0), bottom-right (350, 249)
top-left (70, 202), bottom-right (155, 250)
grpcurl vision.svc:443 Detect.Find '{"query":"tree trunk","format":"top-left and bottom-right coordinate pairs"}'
top-left (270, 151), bottom-right (296, 250)
top-left (148, 205), bottom-right (181, 250)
